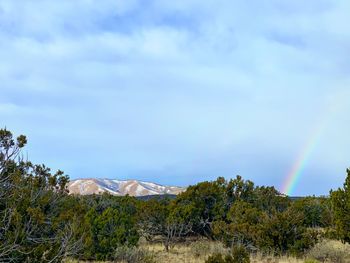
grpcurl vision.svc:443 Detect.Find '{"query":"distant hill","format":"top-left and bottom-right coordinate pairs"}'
top-left (68, 178), bottom-right (185, 197)
top-left (289, 196), bottom-right (305, 201)
top-left (136, 194), bottom-right (178, 201)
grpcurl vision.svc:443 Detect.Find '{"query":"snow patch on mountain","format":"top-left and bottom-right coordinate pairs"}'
top-left (68, 178), bottom-right (184, 196)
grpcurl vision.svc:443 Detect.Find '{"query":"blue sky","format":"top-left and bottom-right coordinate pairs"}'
top-left (0, 0), bottom-right (349, 195)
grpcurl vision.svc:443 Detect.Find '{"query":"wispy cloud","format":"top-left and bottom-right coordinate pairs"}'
top-left (0, 0), bottom-right (349, 195)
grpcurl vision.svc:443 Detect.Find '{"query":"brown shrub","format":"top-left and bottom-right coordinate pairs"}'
top-left (306, 240), bottom-right (350, 263)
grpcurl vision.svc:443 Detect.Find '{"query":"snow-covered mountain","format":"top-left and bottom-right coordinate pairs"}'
top-left (68, 178), bottom-right (184, 196)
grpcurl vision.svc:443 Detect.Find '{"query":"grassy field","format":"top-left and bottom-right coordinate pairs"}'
top-left (66, 239), bottom-right (350, 263)
top-left (66, 241), bottom-right (304, 263)
top-left (140, 242), bottom-right (304, 263)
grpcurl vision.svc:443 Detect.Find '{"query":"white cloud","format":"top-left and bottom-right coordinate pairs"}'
top-left (0, 0), bottom-right (349, 195)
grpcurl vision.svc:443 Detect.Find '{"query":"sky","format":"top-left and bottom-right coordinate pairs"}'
top-left (0, 0), bottom-right (349, 196)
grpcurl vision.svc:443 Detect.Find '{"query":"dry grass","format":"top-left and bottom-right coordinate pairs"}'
top-left (143, 242), bottom-right (203, 263)
top-left (65, 243), bottom-right (305, 263)
top-left (250, 253), bottom-right (304, 263)
top-left (65, 239), bottom-right (350, 263)
top-left (139, 241), bottom-right (305, 263)
top-left (306, 239), bottom-right (350, 263)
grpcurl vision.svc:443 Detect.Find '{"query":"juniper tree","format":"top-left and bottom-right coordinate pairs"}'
top-left (330, 168), bottom-right (350, 243)
top-left (0, 128), bottom-right (82, 262)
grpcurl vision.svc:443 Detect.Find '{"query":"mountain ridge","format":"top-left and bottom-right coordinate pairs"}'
top-left (68, 178), bottom-right (185, 196)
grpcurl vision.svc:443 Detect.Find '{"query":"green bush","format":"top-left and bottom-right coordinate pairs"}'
top-left (257, 207), bottom-right (315, 255)
top-left (330, 169), bottom-right (350, 243)
top-left (231, 245), bottom-right (250, 263)
top-left (0, 129), bottom-right (83, 263)
top-left (205, 248), bottom-right (250, 263)
top-left (84, 196), bottom-right (140, 260)
top-left (191, 241), bottom-right (211, 257)
top-left (206, 254), bottom-right (226, 263)
top-left (304, 259), bottom-right (320, 263)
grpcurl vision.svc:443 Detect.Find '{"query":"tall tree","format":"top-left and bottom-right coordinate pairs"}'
top-left (138, 198), bottom-right (192, 251)
top-left (330, 168), bottom-right (350, 243)
top-left (0, 129), bottom-right (82, 262)
top-left (173, 178), bottom-right (226, 238)
top-left (84, 195), bottom-right (140, 260)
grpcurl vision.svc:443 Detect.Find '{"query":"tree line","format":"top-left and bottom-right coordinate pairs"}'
top-left (0, 128), bottom-right (349, 262)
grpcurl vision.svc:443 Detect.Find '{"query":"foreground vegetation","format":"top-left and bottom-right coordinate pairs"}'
top-left (64, 239), bottom-right (350, 263)
top-left (1, 129), bottom-right (350, 262)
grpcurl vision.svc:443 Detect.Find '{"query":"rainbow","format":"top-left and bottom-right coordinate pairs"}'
top-left (281, 121), bottom-right (326, 196)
